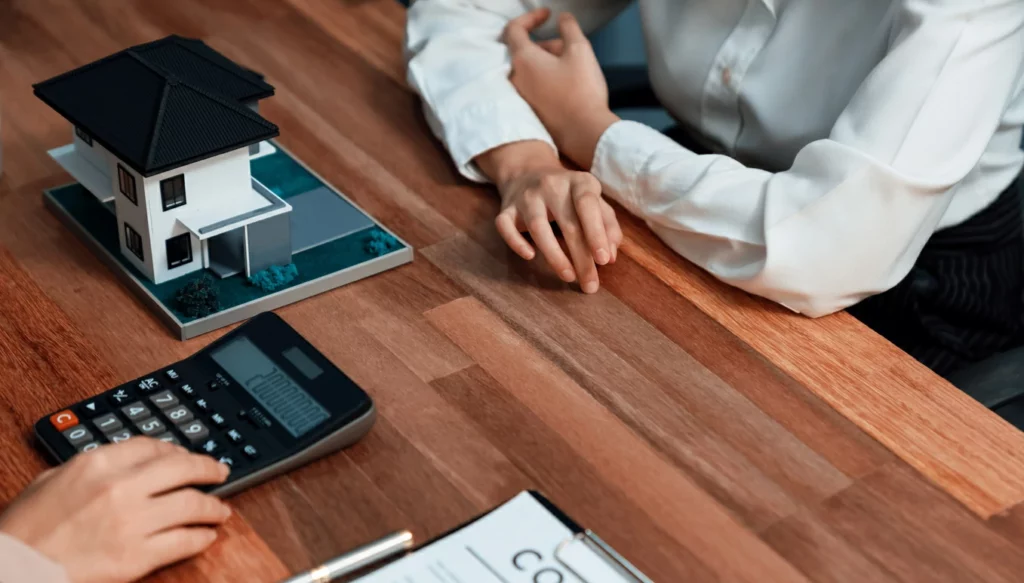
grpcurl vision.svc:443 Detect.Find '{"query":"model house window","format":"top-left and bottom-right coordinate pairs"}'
top-left (165, 233), bottom-right (193, 269)
top-left (161, 175), bottom-right (186, 211)
top-left (124, 223), bottom-right (144, 261)
top-left (117, 164), bottom-right (137, 205)
top-left (75, 126), bottom-right (93, 146)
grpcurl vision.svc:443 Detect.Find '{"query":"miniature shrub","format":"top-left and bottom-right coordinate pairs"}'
top-left (174, 275), bottom-right (221, 318)
top-left (364, 230), bottom-right (401, 257)
top-left (248, 263), bottom-right (299, 292)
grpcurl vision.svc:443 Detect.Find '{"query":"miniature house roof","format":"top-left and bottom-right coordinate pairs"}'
top-left (33, 35), bottom-right (280, 177)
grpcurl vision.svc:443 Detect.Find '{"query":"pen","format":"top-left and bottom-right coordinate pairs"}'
top-left (280, 530), bottom-right (415, 583)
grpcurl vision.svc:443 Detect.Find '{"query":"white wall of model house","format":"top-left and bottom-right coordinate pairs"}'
top-left (72, 126), bottom-right (255, 285)
top-left (73, 130), bottom-right (110, 181)
top-left (141, 148), bottom-right (252, 284)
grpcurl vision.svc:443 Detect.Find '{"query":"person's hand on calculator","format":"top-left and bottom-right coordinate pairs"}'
top-left (0, 438), bottom-right (232, 583)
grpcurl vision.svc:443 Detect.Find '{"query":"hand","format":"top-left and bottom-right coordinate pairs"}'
top-left (504, 10), bottom-right (620, 169)
top-left (476, 141), bottom-right (622, 293)
top-left (0, 438), bottom-right (232, 583)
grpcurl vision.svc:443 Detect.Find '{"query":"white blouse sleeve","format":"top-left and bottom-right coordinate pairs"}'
top-left (405, 0), bottom-right (632, 182)
top-left (592, 1), bottom-right (1024, 317)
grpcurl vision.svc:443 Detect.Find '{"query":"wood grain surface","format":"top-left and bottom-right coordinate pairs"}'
top-left (2, 1), bottom-right (1024, 581)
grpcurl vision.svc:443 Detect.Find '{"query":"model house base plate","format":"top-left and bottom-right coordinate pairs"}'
top-left (44, 141), bottom-right (413, 340)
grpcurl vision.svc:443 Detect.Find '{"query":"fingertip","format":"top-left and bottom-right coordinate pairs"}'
top-left (582, 281), bottom-right (599, 294)
top-left (560, 268), bottom-right (576, 283)
top-left (595, 248), bottom-right (610, 265)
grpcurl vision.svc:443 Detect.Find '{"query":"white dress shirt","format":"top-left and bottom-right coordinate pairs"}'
top-left (405, 0), bottom-right (1024, 317)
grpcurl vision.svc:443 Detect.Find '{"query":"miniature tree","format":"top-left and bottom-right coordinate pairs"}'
top-left (249, 263), bottom-right (299, 292)
top-left (364, 230), bottom-right (401, 257)
top-left (174, 275), bottom-right (221, 318)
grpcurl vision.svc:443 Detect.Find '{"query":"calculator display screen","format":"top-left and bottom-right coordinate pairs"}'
top-left (210, 336), bottom-right (331, 437)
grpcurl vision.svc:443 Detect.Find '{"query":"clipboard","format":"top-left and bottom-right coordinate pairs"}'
top-left (351, 490), bottom-right (654, 583)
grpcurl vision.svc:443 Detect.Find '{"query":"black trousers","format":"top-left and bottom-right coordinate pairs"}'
top-left (664, 127), bottom-right (1024, 377)
top-left (848, 178), bottom-right (1024, 376)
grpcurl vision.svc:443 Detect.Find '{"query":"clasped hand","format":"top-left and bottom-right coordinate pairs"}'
top-left (481, 9), bottom-right (622, 293)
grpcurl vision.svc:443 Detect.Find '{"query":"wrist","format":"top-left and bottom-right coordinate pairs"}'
top-left (553, 108), bottom-right (619, 170)
top-left (474, 140), bottom-right (562, 187)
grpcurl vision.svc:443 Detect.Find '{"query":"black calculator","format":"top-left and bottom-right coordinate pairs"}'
top-left (35, 312), bottom-right (376, 496)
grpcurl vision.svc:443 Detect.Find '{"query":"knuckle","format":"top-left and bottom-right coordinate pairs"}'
top-left (71, 449), bottom-right (108, 478)
top-left (538, 174), bottom-right (563, 192)
top-left (100, 480), bottom-right (129, 503)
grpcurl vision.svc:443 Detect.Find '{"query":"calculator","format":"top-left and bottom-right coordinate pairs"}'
top-left (35, 312), bottom-right (376, 497)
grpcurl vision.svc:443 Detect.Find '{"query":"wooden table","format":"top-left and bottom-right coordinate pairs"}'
top-left (4, 1), bottom-right (1024, 581)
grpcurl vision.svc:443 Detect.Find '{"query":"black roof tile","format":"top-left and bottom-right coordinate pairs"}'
top-left (33, 35), bottom-right (279, 177)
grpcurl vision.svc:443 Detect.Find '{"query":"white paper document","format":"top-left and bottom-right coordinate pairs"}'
top-left (354, 492), bottom-right (633, 583)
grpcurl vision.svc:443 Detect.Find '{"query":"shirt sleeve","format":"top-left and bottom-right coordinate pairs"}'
top-left (405, 0), bottom-right (632, 182)
top-left (592, 1), bottom-right (1024, 317)
top-left (0, 533), bottom-right (70, 583)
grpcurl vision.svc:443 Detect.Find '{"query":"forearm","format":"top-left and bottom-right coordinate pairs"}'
top-left (0, 533), bottom-right (70, 583)
top-left (474, 140), bottom-right (563, 187)
top-left (405, 0), bottom-right (630, 182)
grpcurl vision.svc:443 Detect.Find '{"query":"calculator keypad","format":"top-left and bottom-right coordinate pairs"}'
top-left (48, 365), bottom-right (283, 480)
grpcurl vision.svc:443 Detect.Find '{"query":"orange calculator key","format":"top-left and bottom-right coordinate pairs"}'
top-left (50, 410), bottom-right (79, 431)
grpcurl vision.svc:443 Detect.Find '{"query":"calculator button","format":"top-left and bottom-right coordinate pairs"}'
top-left (78, 400), bottom-right (105, 417)
top-left (179, 384), bottom-right (197, 399)
top-left (50, 410), bottom-right (79, 431)
top-left (136, 417), bottom-right (167, 436)
top-left (109, 388), bottom-right (132, 405)
top-left (165, 406), bottom-right (194, 424)
top-left (136, 377), bottom-right (161, 393)
top-left (193, 398), bottom-right (210, 412)
top-left (217, 455), bottom-right (242, 470)
top-left (149, 390), bottom-right (179, 410)
top-left (207, 380), bottom-right (222, 392)
top-left (209, 412), bottom-right (228, 428)
top-left (152, 432), bottom-right (180, 446)
top-left (178, 420), bottom-right (209, 444)
top-left (242, 444), bottom-right (260, 460)
top-left (199, 438), bottom-right (221, 455)
top-left (225, 429), bottom-right (244, 444)
top-left (92, 413), bottom-right (123, 434)
top-left (107, 429), bottom-right (134, 444)
top-left (63, 425), bottom-right (93, 446)
top-left (78, 442), bottom-right (101, 454)
top-left (121, 402), bottom-right (151, 422)
top-left (165, 369), bottom-right (181, 382)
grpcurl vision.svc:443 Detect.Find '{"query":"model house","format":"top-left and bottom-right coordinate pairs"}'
top-left (34, 35), bottom-right (292, 284)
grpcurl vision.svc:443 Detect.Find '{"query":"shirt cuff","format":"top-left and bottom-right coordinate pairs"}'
top-left (438, 97), bottom-right (558, 183)
top-left (590, 120), bottom-right (698, 212)
top-left (0, 533), bottom-right (70, 583)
